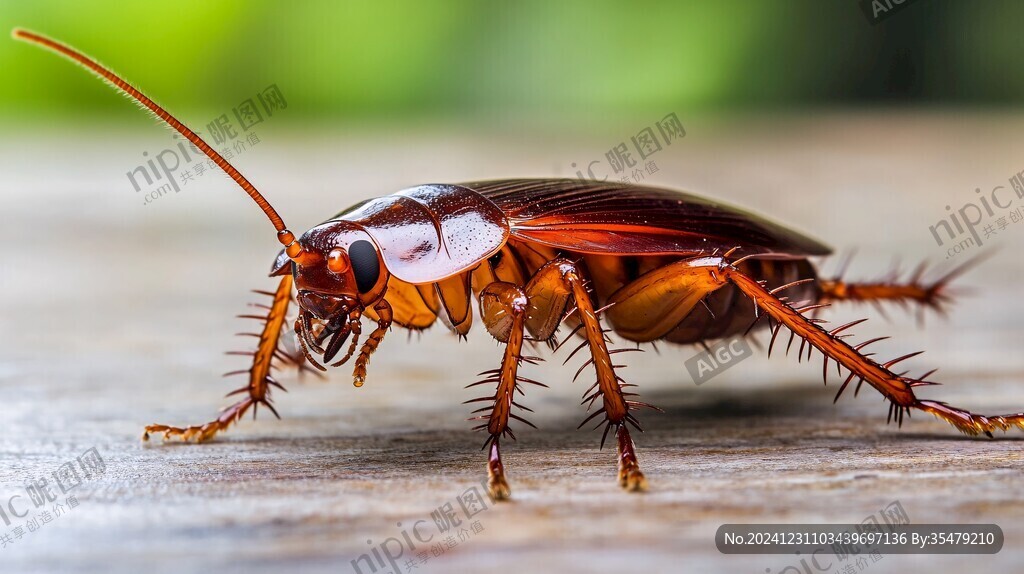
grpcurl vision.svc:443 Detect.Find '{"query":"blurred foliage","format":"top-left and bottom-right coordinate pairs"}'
top-left (1, 0), bottom-right (1023, 125)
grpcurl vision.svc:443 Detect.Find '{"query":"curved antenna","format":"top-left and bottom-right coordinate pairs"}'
top-left (11, 28), bottom-right (309, 261)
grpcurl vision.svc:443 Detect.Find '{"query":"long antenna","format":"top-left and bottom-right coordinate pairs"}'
top-left (11, 28), bottom-right (308, 260)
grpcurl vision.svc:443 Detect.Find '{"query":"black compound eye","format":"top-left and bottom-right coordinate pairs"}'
top-left (487, 250), bottom-right (504, 267)
top-left (348, 239), bottom-right (380, 293)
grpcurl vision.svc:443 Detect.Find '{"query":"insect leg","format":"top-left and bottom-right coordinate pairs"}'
top-left (472, 282), bottom-right (533, 500)
top-left (525, 259), bottom-right (647, 491)
top-left (143, 275), bottom-right (294, 443)
top-left (719, 260), bottom-right (1024, 437)
top-left (816, 255), bottom-right (987, 319)
top-left (817, 274), bottom-right (949, 315)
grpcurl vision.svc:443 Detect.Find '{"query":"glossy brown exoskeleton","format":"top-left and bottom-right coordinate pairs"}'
top-left (17, 29), bottom-right (1024, 500)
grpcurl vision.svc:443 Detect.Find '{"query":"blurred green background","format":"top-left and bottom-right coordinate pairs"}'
top-left (1, 0), bottom-right (1022, 130)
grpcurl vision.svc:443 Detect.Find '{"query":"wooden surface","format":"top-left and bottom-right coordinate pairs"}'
top-left (1, 112), bottom-right (1023, 573)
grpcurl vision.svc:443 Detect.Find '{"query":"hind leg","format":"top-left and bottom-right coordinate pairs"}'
top-left (816, 256), bottom-right (986, 318)
top-left (605, 255), bottom-right (1024, 437)
top-left (722, 258), bottom-right (1024, 435)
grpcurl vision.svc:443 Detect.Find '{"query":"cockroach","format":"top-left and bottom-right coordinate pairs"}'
top-left (15, 29), bottom-right (1024, 500)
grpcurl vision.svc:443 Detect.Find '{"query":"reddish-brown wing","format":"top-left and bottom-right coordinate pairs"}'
top-left (465, 179), bottom-right (831, 258)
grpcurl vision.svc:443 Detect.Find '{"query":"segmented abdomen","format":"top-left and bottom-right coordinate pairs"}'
top-left (483, 240), bottom-right (820, 344)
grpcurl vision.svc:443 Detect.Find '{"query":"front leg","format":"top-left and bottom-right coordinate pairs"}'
top-left (143, 275), bottom-right (294, 442)
top-left (545, 260), bottom-right (648, 492)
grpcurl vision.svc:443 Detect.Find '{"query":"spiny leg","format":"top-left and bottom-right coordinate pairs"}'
top-left (600, 254), bottom-right (1024, 438)
top-left (539, 259), bottom-right (649, 491)
top-left (816, 254), bottom-right (985, 319)
top-left (717, 259), bottom-right (1024, 436)
top-left (473, 282), bottom-right (544, 500)
top-left (144, 275), bottom-right (295, 442)
top-left (474, 258), bottom-right (648, 496)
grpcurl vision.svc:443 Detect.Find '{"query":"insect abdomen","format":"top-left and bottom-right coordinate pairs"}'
top-left (465, 240), bottom-right (820, 346)
top-left (581, 252), bottom-right (818, 344)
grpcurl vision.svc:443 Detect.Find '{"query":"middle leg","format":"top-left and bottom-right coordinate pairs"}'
top-left (474, 257), bottom-right (651, 497)
top-left (525, 258), bottom-right (649, 491)
top-left (474, 282), bottom-right (532, 500)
